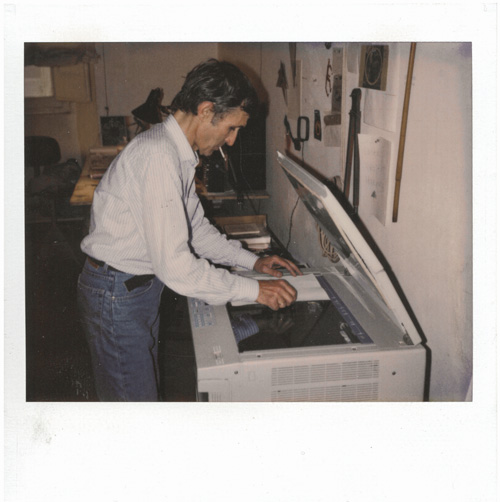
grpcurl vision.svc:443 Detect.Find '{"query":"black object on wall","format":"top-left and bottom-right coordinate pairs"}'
top-left (226, 105), bottom-right (266, 191)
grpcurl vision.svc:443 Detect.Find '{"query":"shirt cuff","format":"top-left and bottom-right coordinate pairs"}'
top-left (237, 249), bottom-right (259, 271)
top-left (237, 276), bottom-right (260, 303)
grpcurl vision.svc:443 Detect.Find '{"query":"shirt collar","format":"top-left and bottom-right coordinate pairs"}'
top-left (163, 114), bottom-right (199, 166)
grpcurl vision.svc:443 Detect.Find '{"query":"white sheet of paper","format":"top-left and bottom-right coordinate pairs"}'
top-left (324, 123), bottom-right (341, 147)
top-left (363, 89), bottom-right (398, 132)
top-left (347, 42), bottom-right (361, 73)
top-left (357, 134), bottom-right (392, 225)
top-left (231, 273), bottom-right (329, 306)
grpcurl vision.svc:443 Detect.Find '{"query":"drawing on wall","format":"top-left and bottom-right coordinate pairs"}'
top-left (325, 58), bottom-right (333, 97)
top-left (359, 45), bottom-right (389, 91)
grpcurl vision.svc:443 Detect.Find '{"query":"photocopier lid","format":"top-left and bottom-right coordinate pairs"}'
top-left (277, 151), bottom-right (421, 345)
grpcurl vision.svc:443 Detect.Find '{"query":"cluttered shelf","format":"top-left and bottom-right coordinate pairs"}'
top-left (195, 179), bottom-right (269, 201)
top-left (213, 214), bottom-right (271, 251)
top-left (70, 146), bottom-right (269, 206)
top-left (212, 214), bottom-right (295, 263)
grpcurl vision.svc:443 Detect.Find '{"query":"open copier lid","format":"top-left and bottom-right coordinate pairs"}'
top-left (277, 151), bottom-right (421, 346)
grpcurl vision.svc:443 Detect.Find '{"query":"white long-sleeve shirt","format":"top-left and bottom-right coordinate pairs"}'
top-left (81, 115), bottom-right (259, 305)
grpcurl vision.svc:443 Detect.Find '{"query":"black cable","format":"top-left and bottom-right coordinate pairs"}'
top-left (225, 142), bottom-right (259, 215)
top-left (285, 149), bottom-right (306, 250)
top-left (286, 195), bottom-right (300, 250)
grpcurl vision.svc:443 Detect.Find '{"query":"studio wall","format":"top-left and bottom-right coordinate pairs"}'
top-left (220, 42), bottom-right (472, 401)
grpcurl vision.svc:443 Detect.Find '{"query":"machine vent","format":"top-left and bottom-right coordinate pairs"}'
top-left (271, 360), bottom-right (379, 386)
top-left (271, 382), bottom-right (379, 402)
top-left (209, 392), bottom-right (223, 402)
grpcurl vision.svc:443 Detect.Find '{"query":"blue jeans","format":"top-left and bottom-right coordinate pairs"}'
top-left (77, 259), bottom-right (164, 401)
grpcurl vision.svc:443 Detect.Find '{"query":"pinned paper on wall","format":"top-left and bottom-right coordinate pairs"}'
top-left (323, 112), bottom-right (341, 147)
top-left (346, 43), bottom-right (361, 73)
top-left (363, 89), bottom-right (398, 132)
top-left (357, 134), bottom-right (392, 225)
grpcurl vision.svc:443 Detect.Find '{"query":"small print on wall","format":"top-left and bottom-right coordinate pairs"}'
top-left (359, 45), bottom-right (389, 91)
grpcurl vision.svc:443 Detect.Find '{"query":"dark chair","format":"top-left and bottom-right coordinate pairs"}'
top-left (25, 136), bottom-right (61, 178)
top-left (25, 135), bottom-right (81, 264)
top-left (25, 135), bottom-right (82, 217)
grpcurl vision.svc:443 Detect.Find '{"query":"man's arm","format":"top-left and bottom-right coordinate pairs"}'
top-left (188, 192), bottom-right (258, 270)
top-left (142, 156), bottom-right (258, 305)
top-left (187, 183), bottom-right (303, 310)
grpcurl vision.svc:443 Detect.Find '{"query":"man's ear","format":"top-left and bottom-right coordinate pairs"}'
top-left (197, 101), bottom-right (215, 121)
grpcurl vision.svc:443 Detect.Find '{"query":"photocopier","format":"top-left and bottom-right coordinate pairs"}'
top-left (188, 152), bottom-right (426, 402)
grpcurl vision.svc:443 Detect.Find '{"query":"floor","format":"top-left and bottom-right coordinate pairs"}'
top-left (25, 215), bottom-right (197, 402)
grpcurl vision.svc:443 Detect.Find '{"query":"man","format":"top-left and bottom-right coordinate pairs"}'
top-left (77, 59), bottom-right (301, 401)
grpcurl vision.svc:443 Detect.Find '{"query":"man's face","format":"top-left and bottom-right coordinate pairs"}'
top-left (194, 106), bottom-right (249, 156)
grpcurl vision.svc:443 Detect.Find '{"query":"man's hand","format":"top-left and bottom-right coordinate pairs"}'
top-left (253, 255), bottom-right (302, 278)
top-left (257, 279), bottom-right (297, 311)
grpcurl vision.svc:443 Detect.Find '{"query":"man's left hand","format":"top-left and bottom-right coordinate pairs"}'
top-left (254, 255), bottom-right (302, 278)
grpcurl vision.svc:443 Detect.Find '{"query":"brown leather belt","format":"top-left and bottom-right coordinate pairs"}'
top-left (86, 256), bottom-right (155, 292)
top-left (87, 256), bottom-right (119, 272)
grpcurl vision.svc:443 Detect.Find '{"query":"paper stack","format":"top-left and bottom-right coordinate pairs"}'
top-left (224, 222), bottom-right (271, 250)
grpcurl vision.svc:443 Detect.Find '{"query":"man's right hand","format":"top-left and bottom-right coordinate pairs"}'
top-left (256, 279), bottom-right (297, 311)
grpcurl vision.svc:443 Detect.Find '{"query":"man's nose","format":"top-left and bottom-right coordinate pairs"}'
top-left (225, 129), bottom-right (239, 146)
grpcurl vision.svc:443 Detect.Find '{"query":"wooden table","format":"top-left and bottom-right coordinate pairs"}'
top-left (69, 156), bottom-right (101, 206)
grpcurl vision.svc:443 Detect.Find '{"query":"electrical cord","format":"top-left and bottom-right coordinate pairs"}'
top-left (225, 141), bottom-right (260, 215)
top-left (317, 224), bottom-right (340, 262)
top-left (279, 143), bottom-right (339, 260)
top-left (286, 195), bottom-right (300, 250)
top-left (285, 149), bottom-right (305, 250)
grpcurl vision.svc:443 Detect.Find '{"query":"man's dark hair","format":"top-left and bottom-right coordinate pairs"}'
top-left (170, 59), bottom-right (259, 119)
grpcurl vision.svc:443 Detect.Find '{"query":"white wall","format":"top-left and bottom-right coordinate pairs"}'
top-left (24, 104), bottom-right (81, 164)
top-left (222, 42), bottom-right (472, 401)
top-left (93, 42), bottom-right (218, 120)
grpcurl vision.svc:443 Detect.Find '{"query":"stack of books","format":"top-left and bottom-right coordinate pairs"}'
top-left (224, 222), bottom-right (271, 251)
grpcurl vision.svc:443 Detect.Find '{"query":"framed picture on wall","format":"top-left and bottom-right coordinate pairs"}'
top-left (359, 45), bottom-right (389, 91)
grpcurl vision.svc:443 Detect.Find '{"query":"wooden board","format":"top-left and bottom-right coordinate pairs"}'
top-left (69, 157), bottom-right (100, 206)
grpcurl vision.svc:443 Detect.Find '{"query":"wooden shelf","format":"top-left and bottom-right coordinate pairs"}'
top-left (71, 158), bottom-right (269, 207)
top-left (195, 177), bottom-right (268, 201)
